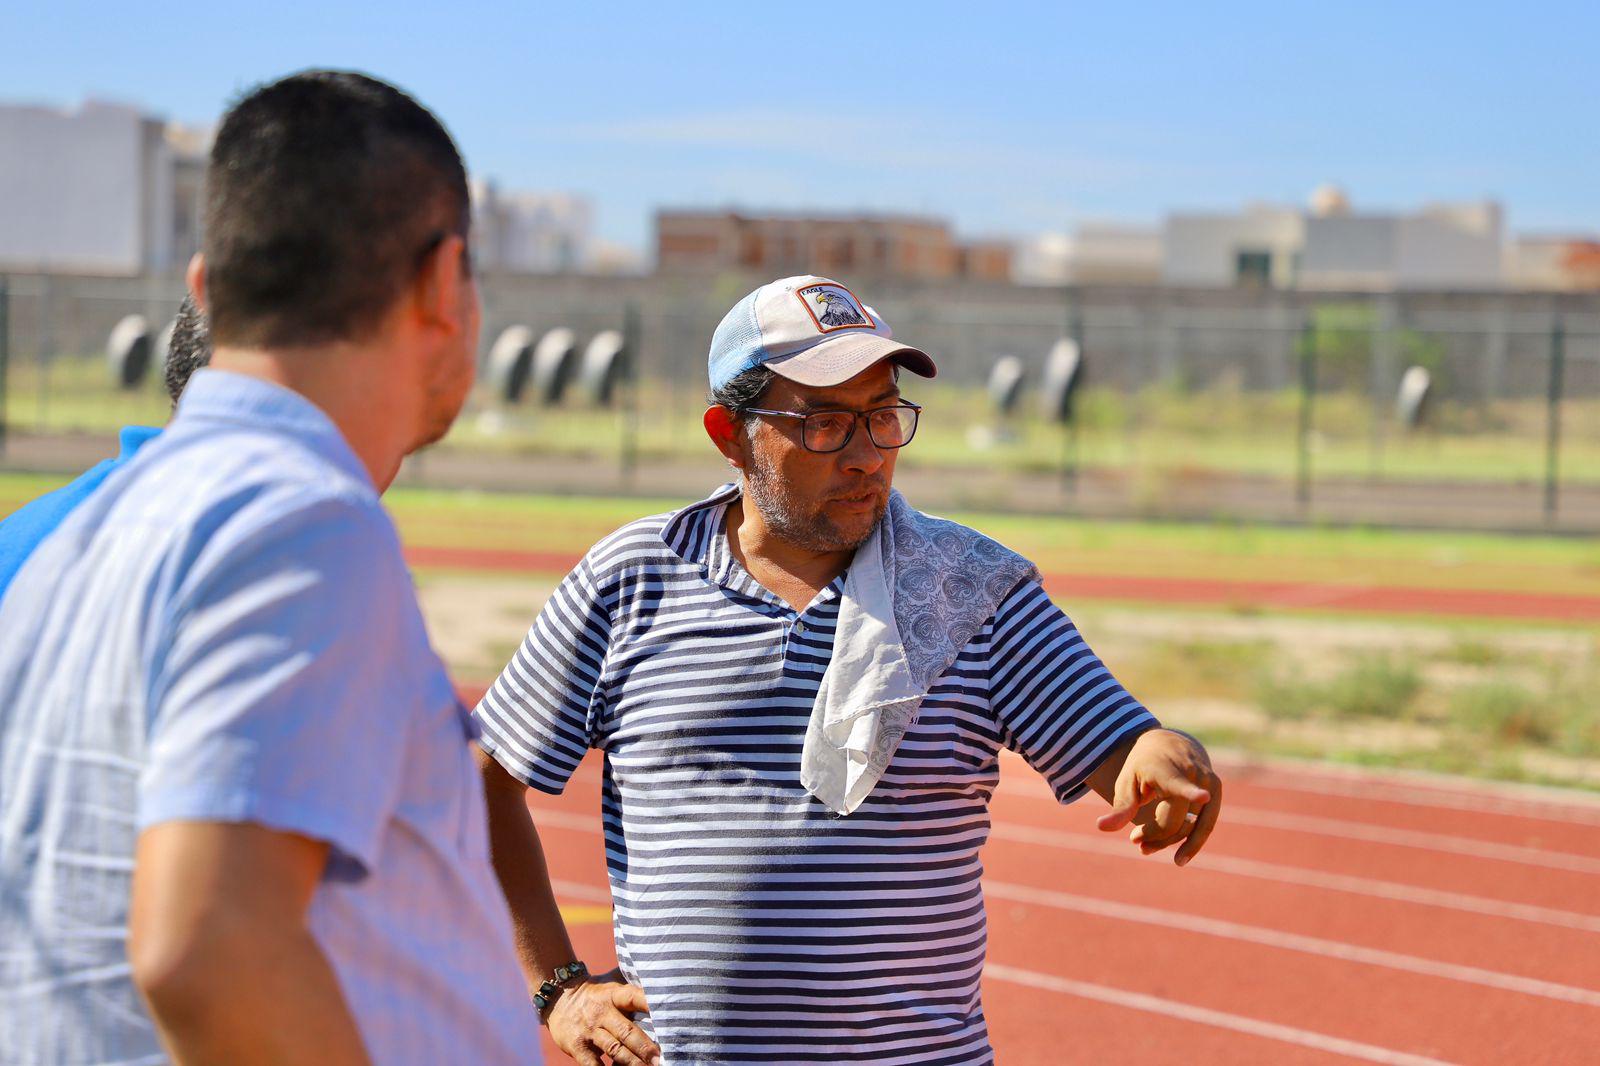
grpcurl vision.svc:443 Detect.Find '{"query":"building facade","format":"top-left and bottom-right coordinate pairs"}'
top-left (0, 100), bottom-right (206, 275)
top-left (471, 182), bottom-right (597, 274)
top-left (1507, 236), bottom-right (1600, 292)
top-left (1161, 191), bottom-right (1505, 291)
top-left (654, 210), bottom-right (1011, 282)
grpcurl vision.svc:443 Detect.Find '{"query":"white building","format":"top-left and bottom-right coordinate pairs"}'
top-left (1162, 188), bottom-right (1505, 290)
top-left (472, 181), bottom-right (595, 273)
top-left (0, 99), bottom-right (207, 275)
top-left (1163, 204), bottom-right (1305, 288)
top-left (1014, 225), bottom-right (1163, 286)
top-left (1299, 201), bottom-right (1503, 290)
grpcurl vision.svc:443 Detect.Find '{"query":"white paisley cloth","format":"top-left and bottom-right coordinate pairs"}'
top-left (802, 489), bottom-right (1040, 814)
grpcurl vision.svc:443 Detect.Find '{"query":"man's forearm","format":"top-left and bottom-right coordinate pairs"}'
top-left (138, 921), bottom-right (369, 1065)
top-left (477, 747), bottom-right (580, 993)
top-left (130, 822), bottom-right (369, 1066)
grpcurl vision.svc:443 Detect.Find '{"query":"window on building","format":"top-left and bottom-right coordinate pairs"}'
top-left (1235, 249), bottom-right (1273, 288)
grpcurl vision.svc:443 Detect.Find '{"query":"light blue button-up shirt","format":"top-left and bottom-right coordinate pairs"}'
top-left (0, 370), bottom-right (541, 1065)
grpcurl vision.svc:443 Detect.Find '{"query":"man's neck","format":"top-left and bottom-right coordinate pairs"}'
top-left (208, 345), bottom-right (416, 492)
top-left (723, 499), bottom-right (855, 613)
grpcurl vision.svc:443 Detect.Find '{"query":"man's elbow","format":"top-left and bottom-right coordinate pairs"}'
top-left (128, 909), bottom-right (243, 1020)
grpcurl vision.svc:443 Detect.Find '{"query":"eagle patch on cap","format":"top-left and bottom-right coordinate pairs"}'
top-left (796, 282), bottom-right (874, 334)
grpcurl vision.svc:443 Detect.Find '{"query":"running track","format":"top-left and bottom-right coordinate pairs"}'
top-left (408, 545), bottom-right (1600, 624)
top-left (453, 679), bottom-right (1600, 1065)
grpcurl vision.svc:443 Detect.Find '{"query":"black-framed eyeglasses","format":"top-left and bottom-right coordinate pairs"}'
top-left (745, 402), bottom-right (922, 454)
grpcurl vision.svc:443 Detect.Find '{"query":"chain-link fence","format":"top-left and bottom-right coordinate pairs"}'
top-left (3, 272), bottom-right (1598, 530)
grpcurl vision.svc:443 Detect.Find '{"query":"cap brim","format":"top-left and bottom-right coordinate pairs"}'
top-left (764, 334), bottom-right (937, 388)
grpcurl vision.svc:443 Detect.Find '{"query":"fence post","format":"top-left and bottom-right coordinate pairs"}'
top-left (0, 277), bottom-right (9, 457)
top-left (1368, 295), bottom-right (1397, 480)
top-left (1543, 316), bottom-right (1565, 526)
top-left (1062, 289), bottom-right (1083, 494)
top-left (1296, 318), bottom-right (1316, 513)
top-left (37, 274), bottom-right (53, 428)
top-left (620, 301), bottom-right (640, 487)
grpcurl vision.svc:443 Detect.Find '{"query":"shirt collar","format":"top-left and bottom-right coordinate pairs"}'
top-left (171, 368), bottom-right (373, 489)
top-left (661, 482), bottom-right (744, 565)
top-left (116, 425), bottom-right (163, 460)
top-left (663, 482), bottom-right (845, 609)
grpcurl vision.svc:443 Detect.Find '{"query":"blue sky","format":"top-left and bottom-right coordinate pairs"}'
top-left (4, 1), bottom-right (1595, 250)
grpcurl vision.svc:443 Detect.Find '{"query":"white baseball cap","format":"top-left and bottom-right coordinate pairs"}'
top-left (707, 275), bottom-right (937, 391)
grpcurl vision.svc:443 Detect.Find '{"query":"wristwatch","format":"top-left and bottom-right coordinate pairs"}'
top-left (534, 960), bottom-right (589, 1020)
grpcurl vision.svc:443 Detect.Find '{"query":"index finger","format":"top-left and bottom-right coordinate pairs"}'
top-left (1174, 773), bottom-right (1221, 867)
top-left (1152, 770), bottom-right (1210, 809)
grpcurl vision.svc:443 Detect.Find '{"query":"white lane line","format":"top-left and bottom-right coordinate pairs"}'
top-left (538, 865), bottom-right (1466, 1065)
top-left (1219, 808), bottom-right (1600, 875)
top-left (997, 748), bottom-right (1600, 828)
top-left (538, 801), bottom-right (1600, 929)
top-left (999, 770), bottom-right (1600, 873)
top-left (983, 963), bottom-right (1460, 1066)
top-left (988, 820), bottom-right (1600, 933)
top-left (531, 808), bottom-right (605, 834)
top-left (552, 878), bottom-right (613, 904)
top-left (530, 804), bottom-right (1600, 1004)
top-left (1212, 751), bottom-right (1600, 814)
top-left (983, 880), bottom-right (1600, 1008)
top-left (1230, 774), bottom-right (1600, 829)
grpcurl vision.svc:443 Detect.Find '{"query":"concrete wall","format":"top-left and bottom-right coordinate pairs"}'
top-left (1300, 215), bottom-right (1397, 288)
top-left (1393, 212), bottom-right (1502, 289)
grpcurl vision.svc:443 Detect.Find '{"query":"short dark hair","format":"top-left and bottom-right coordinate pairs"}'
top-left (164, 293), bottom-right (211, 406)
top-left (202, 70), bottom-right (470, 349)
top-left (708, 362), bottom-right (901, 427)
top-left (708, 365), bottom-right (775, 422)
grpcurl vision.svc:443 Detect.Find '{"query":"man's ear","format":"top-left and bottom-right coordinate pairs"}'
top-left (413, 233), bottom-right (470, 333)
top-left (703, 406), bottom-right (745, 470)
top-left (185, 254), bottom-right (207, 313)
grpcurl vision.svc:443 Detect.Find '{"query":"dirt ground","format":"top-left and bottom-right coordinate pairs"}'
top-left (415, 572), bottom-right (555, 684)
top-left (414, 570), bottom-right (1600, 790)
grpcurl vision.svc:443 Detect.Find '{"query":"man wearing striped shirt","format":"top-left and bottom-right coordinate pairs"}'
top-left (476, 275), bottom-right (1222, 1065)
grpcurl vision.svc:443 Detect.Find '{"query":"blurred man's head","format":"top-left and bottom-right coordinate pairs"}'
top-left (192, 70), bottom-right (477, 448)
top-left (703, 276), bottom-right (935, 552)
top-left (164, 293), bottom-right (211, 408)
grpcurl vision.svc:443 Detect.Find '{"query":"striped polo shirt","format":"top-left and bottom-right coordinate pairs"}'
top-left (476, 484), bottom-right (1158, 1065)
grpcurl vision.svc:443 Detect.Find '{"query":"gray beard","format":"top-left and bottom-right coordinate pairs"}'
top-left (742, 458), bottom-right (884, 553)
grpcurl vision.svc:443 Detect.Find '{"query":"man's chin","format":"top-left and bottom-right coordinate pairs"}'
top-left (825, 499), bottom-right (887, 549)
top-left (411, 400), bottom-right (467, 452)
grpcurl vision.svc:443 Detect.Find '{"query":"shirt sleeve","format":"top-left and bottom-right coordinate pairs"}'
top-left (139, 495), bottom-right (420, 873)
top-left (988, 577), bottom-right (1159, 803)
top-left (473, 556), bottom-right (612, 794)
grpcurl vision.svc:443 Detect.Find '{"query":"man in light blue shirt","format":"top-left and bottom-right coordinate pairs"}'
top-left (0, 294), bottom-right (210, 600)
top-left (0, 369), bottom-right (539, 1063)
top-left (0, 71), bottom-right (651, 1066)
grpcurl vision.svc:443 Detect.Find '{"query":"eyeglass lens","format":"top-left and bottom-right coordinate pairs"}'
top-left (803, 407), bottom-right (918, 452)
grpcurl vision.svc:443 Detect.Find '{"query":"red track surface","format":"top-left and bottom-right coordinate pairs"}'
top-left (509, 747), bottom-right (1600, 1066)
top-left (408, 545), bottom-right (1600, 624)
top-left (440, 527), bottom-right (1600, 1065)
